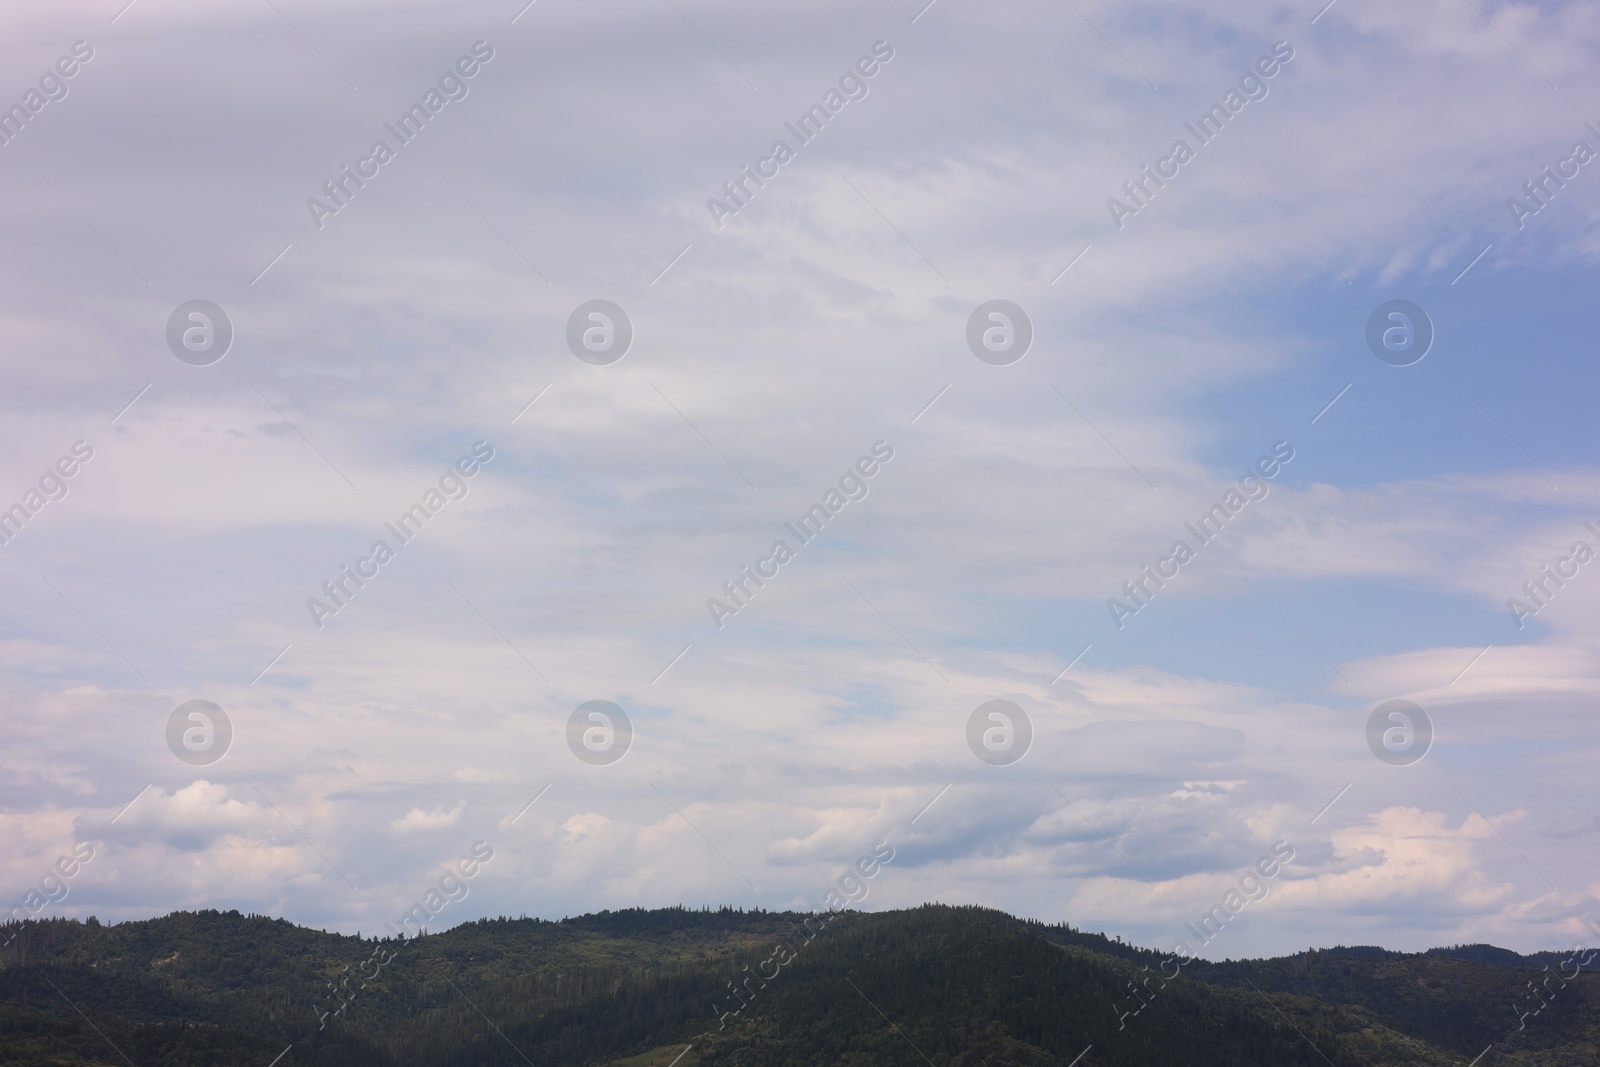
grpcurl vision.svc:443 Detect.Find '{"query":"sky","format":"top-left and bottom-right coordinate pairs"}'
top-left (1, 0), bottom-right (1599, 961)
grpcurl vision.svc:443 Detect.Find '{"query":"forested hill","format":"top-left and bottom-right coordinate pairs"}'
top-left (0, 905), bottom-right (1593, 1066)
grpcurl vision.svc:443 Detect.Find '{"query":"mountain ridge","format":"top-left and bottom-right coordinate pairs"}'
top-left (1, 905), bottom-right (1594, 1066)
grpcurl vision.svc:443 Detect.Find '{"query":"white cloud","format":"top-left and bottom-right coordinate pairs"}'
top-left (389, 801), bottom-right (467, 835)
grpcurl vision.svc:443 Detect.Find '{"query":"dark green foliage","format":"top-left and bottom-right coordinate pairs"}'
top-left (1190, 943), bottom-right (1599, 1063)
top-left (0, 907), bottom-right (1594, 1066)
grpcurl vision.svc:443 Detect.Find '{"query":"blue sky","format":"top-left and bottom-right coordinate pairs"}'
top-left (1, 0), bottom-right (1598, 961)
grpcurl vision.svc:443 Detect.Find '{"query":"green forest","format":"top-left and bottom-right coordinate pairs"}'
top-left (0, 905), bottom-right (1593, 1066)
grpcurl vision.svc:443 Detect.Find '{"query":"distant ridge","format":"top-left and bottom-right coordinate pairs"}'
top-left (1, 906), bottom-right (1593, 1066)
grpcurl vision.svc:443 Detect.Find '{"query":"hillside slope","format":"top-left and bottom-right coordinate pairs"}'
top-left (0, 906), bottom-right (1591, 1066)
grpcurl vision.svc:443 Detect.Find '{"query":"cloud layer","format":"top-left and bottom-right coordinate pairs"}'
top-left (0, 0), bottom-right (1598, 958)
